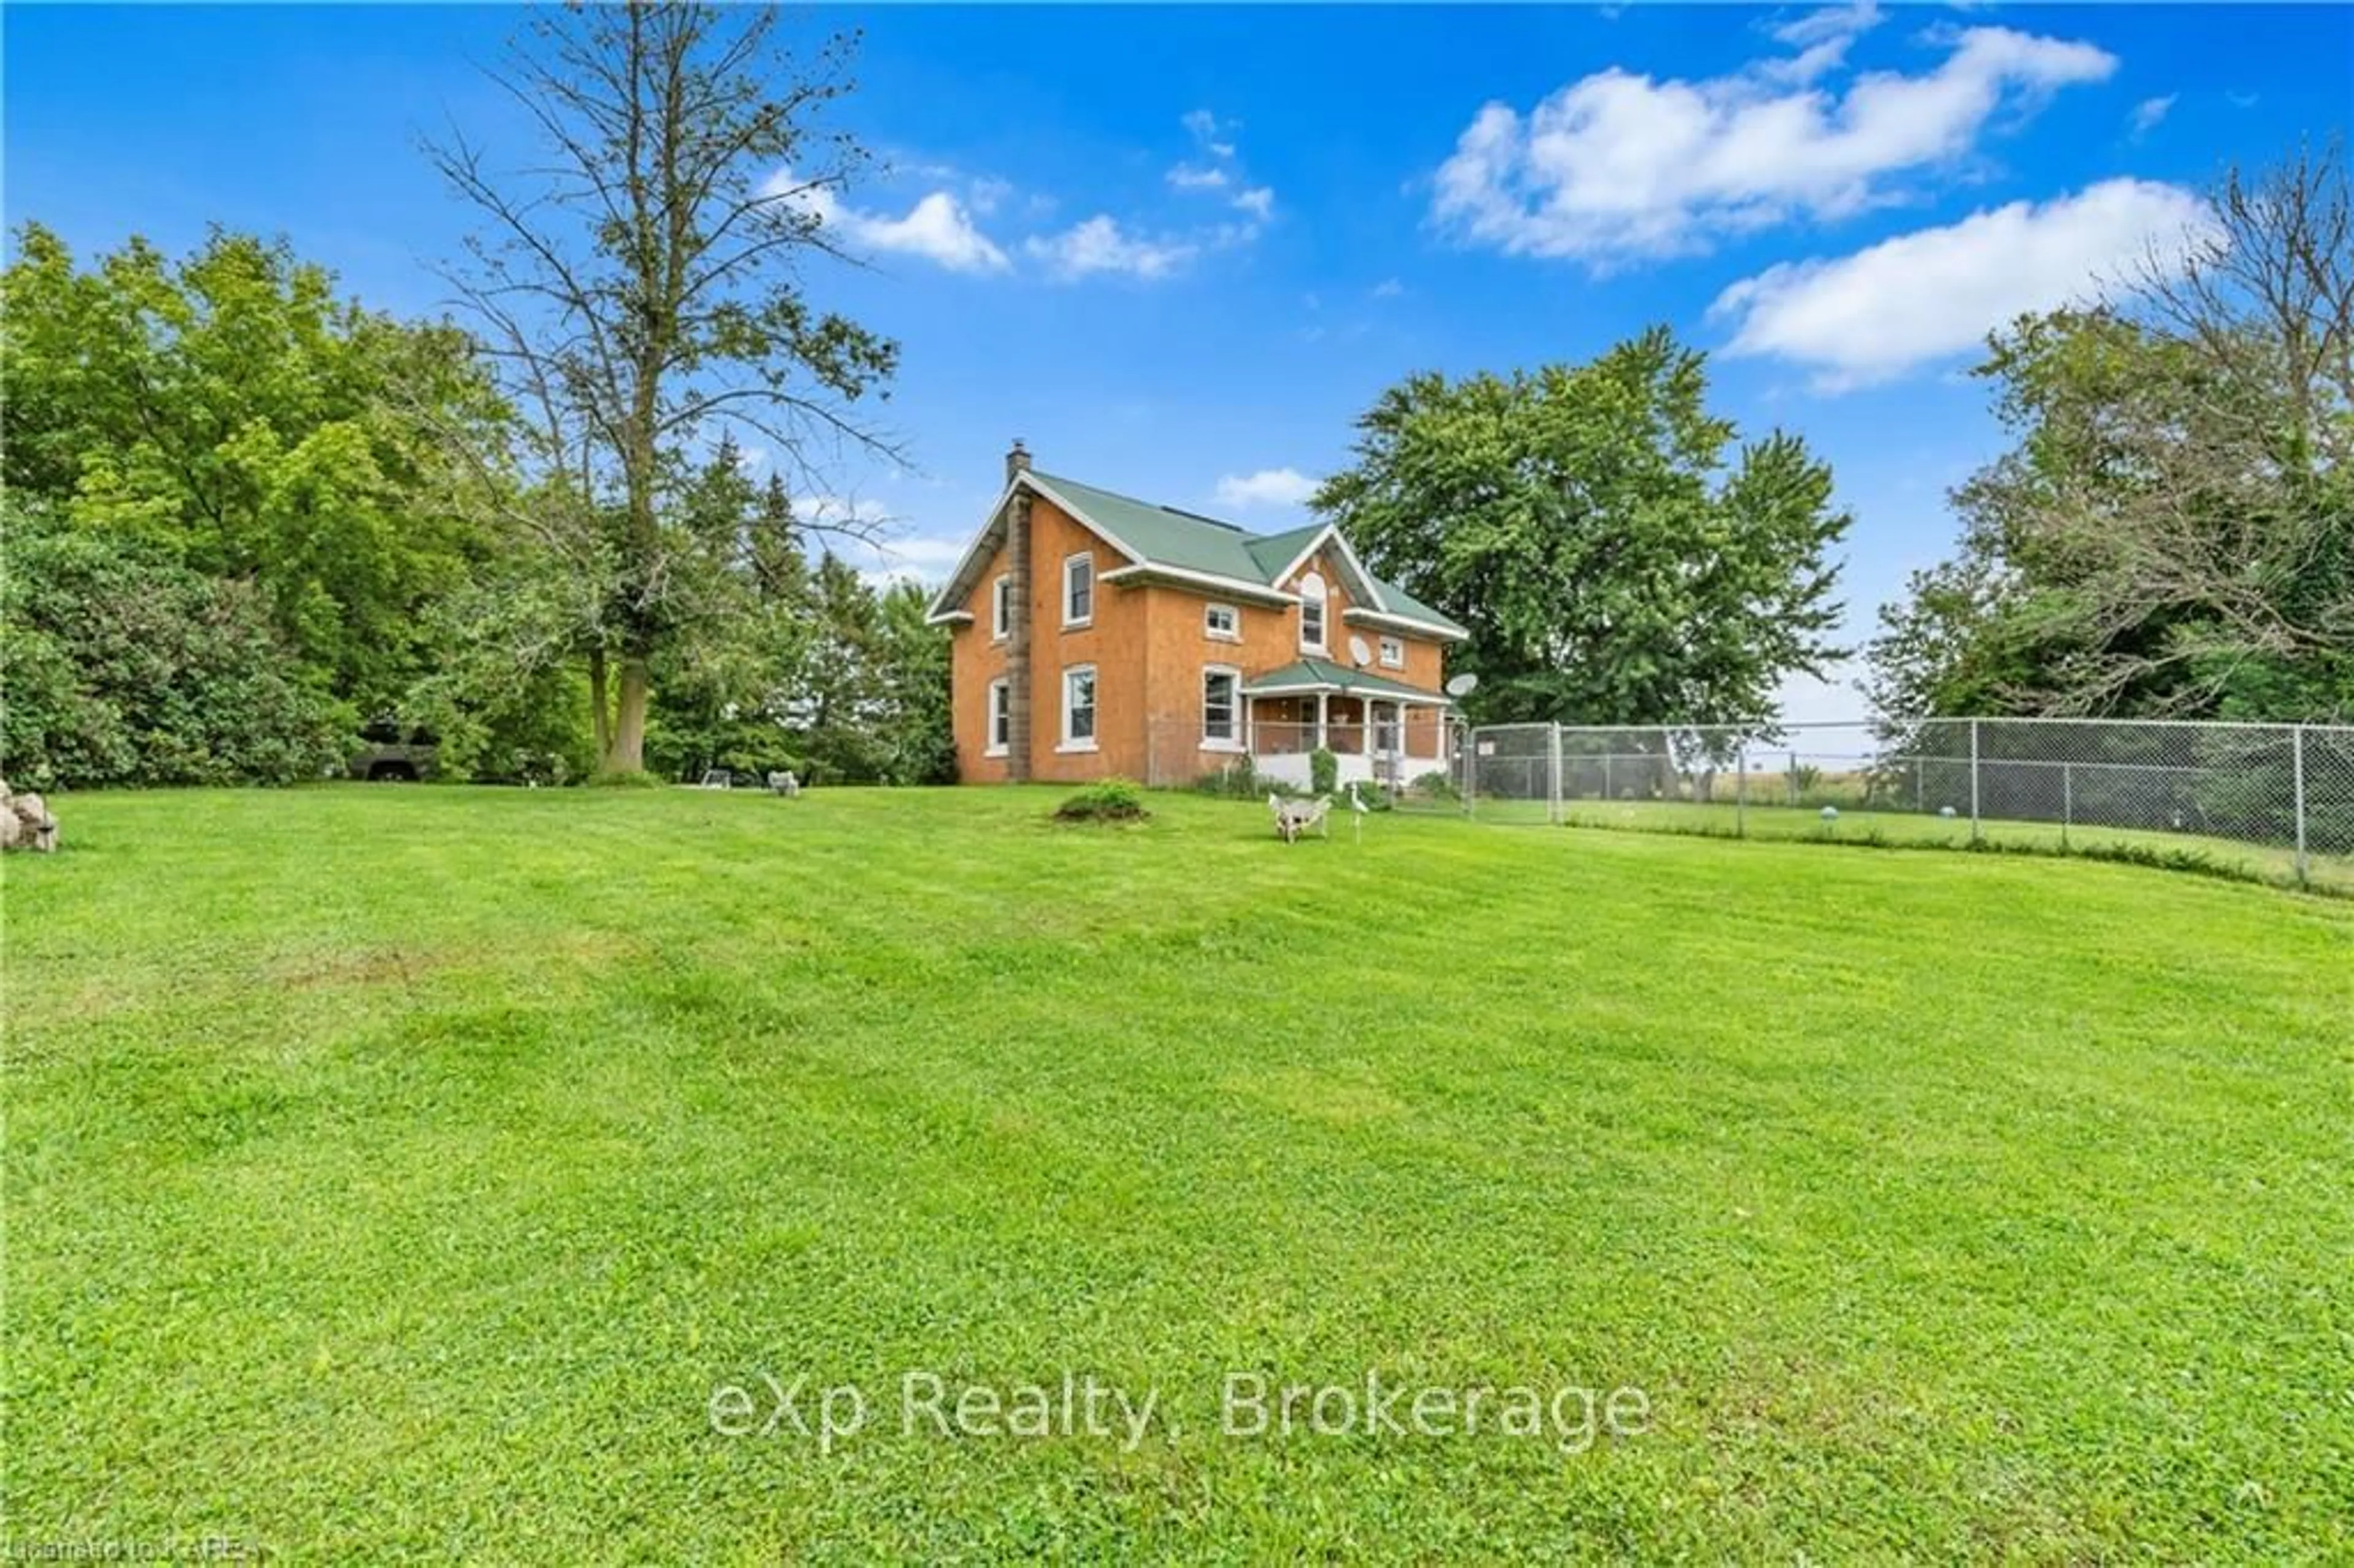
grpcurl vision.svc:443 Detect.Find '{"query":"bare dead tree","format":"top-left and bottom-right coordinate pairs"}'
top-left (424, 2), bottom-right (901, 772)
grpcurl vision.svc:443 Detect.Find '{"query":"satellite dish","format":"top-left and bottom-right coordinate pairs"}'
top-left (1347, 634), bottom-right (1373, 668)
top-left (1444, 672), bottom-right (1480, 698)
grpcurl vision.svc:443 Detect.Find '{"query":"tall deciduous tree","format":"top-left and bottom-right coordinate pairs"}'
top-left (1314, 329), bottom-right (1849, 725)
top-left (0, 224), bottom-right (503, 718)
top-left (427, 2), bottom-right (898, 775)
top-left (1868, 144), bottom-right (2354, 722)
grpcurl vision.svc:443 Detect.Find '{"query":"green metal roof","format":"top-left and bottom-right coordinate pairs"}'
top-left (1241, 523), bottom-right (1325, 580)
top-left (1030, 472), bottom-right (1270, 584)
top-left (932, 468), bottom-right (1470, 639)
top-left (1362, 576), bottom-right (1465, 635)
top-left (1241, 659), bottom-right (1451, 702)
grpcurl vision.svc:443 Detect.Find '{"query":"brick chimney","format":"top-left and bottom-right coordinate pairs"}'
top-left (1003, 440), bottom-right (1034, 781)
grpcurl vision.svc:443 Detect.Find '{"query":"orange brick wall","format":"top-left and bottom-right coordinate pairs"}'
top-left (946, 504), bottom-right (1455, 784)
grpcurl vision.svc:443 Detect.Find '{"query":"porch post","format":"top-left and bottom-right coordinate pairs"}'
top-left (1316, 691), bottom-right (1328, 751)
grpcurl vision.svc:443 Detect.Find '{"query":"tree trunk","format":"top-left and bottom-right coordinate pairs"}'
top-left (604, 657), bottom-right (652, 775)
top-left (589, 649), bottom-right (613, 761)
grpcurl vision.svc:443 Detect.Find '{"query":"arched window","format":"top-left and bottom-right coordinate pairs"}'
top-left (1298, 571), bottom-right (1327, 652)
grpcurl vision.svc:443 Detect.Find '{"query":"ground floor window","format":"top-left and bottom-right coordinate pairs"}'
top-left (987, 679), bottom-right (1010, 755)
top-left (1203, 666), bottom-right (1239, 745)
top-left (1062, 665), bottom-right (1097, 748)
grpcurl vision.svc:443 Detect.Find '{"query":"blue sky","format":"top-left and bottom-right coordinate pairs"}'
top-left (7, 3), bottom-right (2348, 719)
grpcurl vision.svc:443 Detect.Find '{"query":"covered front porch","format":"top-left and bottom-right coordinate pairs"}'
top-left (1244, 661), bottom-right (1455, 793)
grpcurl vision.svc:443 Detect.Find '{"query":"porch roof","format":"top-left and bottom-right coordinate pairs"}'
top-left (1242, 659), bottom-right (1452, 704)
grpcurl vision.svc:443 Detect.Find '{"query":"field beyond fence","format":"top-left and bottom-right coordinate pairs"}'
top-left (1439, 717), bottom-right (2351, 892)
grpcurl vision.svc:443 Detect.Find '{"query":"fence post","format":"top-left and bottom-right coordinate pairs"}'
top-left (1548, 724), bottom-right (1563, 827)
top-left (1736, 746), bottom-right (1748, 839)
top-left (1969, 719), bottom-right (1983, 844)
top-left (2062, 761), bottom-right (2072, 849)
top-left (1463, 724), bottom-right (1476, 820)
top-left (2293, 723), bottom-right (2309, 886)
top-left (1788, 750), bottom-right (1799, 807)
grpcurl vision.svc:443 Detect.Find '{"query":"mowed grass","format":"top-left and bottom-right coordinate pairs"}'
top-left (6, 786), bottom-right (2351, 1562)
top-left (1463, 795), bottom-right (2354, 894)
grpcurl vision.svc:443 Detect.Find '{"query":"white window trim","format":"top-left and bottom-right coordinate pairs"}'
top-left (991, 575), bottom-right (1011, 642)
top-left (1204, 603), bottom-right (1241, 642)
top-left (1378, 635), bottom-right (1404, 669)
top-left (1062, 552), bottom-right (1094, 630)
top-left (1298, 571), bottom-right (1328, 654)
top-left (1201, 663), bottom-right (1243, 752)
top-left (985, 677), bottom-right (1010, 758)
top-left (1057, 663), bottom-right (1099, 753)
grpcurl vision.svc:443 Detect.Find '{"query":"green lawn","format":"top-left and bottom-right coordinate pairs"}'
top-left (1460, 794), bottom-right (2354, 894)
top-left (7, 786), bottom-right (2351, 1561)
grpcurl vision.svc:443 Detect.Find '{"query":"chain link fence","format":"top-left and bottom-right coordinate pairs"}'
top-left (1463, 717), bottom-right (2354, 893)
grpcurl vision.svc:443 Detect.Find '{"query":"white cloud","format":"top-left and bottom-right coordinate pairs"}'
top-left (1771, 0), bottom-right (1880, 48)
top-left (1711, 178), bottom-right (2212, 387)
top-left (964, 176), bottom-right (1014, 216)
top-left (1024, 216), bottom-right (1198, 282)
top-left (878, 533), bottom-right (969, 569)
top-left (763, 169), bottom-right (1008, 274)
top-left (1761, 1), bottom-right (1884, 84)
top-left (2128, 93), bottom-right (2177, 138)
top-left (1432, 23), bottom-right (2117, 265)
top-left (1214, 468), bottom-right (1320, 509)
top-left (1182, 108), bottom-right (1238, 161)
top-left (848, 192), bottom-right (1010, 274)
top-left (1370, 277), bottom-right (1406, 299)
top-left (1168, 110), bottom-right (1278, 229)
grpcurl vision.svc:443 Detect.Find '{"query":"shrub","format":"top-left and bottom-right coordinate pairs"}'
top-left (1309, 747), bottom-right (1339, 796)
top-left (1054, 777), bottom-right (1150, 823)
top-left (1408, 770), bottom-right (1459, 802)
top-left (0, 503), bottom-right (347, 788)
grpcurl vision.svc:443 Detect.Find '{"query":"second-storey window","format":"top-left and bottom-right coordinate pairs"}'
top-left (992, 575), bottom-right (1011, 640)
top-left (1379, 635), bottom-right (1404, 668)
top-left (1203, 666), bottom-right (1240, 746)
top-left (1062, 664), bottom-right (1097, 748)
top-left (1064, 553), bottom-right (1094, 627)
top-left (1205, 603), bottom-right (1239, 640)
top-left (1298, 572), bottom-right (1327, 652)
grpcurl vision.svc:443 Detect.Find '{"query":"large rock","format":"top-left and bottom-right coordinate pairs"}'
top-left (1, 780), bottom-right (57, 853)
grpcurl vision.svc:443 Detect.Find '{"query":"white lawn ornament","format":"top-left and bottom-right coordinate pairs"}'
top-left (0, 778), bottom-right (58, 854)
top-left (1938, 805), bottom-right (1957, 820)
top-left (766, 770), bottom-right (801, 798)
top-left (1819, 805), bottom-right (1840, 823)
top-left (1268, 793), bottom-right (1331, 845)
top-left (1347, 782), bottom-right (1369, 844)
